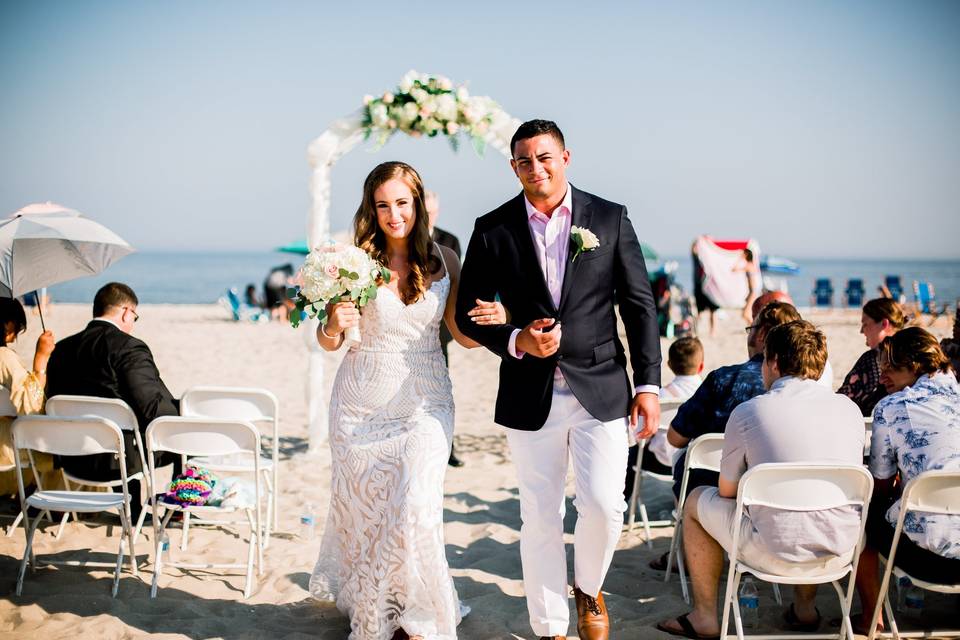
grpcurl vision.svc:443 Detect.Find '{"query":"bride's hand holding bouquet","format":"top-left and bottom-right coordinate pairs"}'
top-left (289, 243), bottom-right (390, 345)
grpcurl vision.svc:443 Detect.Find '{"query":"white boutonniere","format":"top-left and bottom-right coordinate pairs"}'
top-left (570, 226), bottom-right (600, 261)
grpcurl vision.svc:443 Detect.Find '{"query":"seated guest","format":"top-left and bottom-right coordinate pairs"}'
top-left (0, 298), bottom-right (57, 496)
top-left (648, 302), bottom-right (801, 573)
top-left (853, 327), bottom-right (960, 633)
top-left (46, 283), bottom-right (179, 520)
top-left (657, 320), bottom-right (865, 638)
top-left (643, 337), bottom-right (704, 474)
top-left (838, 298), bottom-right (905, 415)
top-left (666, 301), bottom-right (801, 499)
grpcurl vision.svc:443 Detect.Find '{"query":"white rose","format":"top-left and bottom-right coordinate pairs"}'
top-left (399, 70), bottom-right (417, 93)
top-left (456, 87), bottom-right (469, 102)
top-left (438, 76), bottom-right (453, 91)
top-left (362, 94), bottom-right (374, 105)
top-left (370, 103), bottom-right (389, 127)
top-left (411, 88), bottom-right (428, 104)
top-left (436, 94), bottom-right (457, 121)
top-left (445, 122), bottom-right (459, 135)
top-left (572, 226), bottom-right (600, 250)
top-left (382, 92), bottom-right (394, 104)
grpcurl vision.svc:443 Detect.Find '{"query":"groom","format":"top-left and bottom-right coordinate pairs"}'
top-left (456, 119), bottom-right (661, 640)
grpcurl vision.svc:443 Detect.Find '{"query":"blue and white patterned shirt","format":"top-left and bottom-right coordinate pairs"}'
top-left (870, 372), bottom-right (960, 559)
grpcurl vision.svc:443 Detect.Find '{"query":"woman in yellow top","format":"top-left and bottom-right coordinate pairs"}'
top-left (0, 297), bottom-right (56, 496)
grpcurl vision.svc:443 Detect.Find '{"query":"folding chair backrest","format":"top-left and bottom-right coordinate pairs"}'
top-left (901, 469), bottom-right (960, 516)
top-left (146, 416), bottom-right (260, 458)
top-left (180, 387), bottom-right (278, 424)
top-left (687, 433), bottom-right (725, 473)
top-left (886, 275), bottom-right (903, 300)
top-left (739, 463), bottom-right (873, 511)
top-left (846, 278), bottom-right (865, 307)
top-left (13, 415), bottom-right (124, 457)
top-left (912, 281), bottom-right (935, 314)
top-left (659, 397), bottom-right (685, 430)
top-left (45, 395), bottom-right (139, 432)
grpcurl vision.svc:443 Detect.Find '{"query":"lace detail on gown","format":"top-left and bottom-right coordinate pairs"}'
top-left (310, 272), bottom-right (460, 640)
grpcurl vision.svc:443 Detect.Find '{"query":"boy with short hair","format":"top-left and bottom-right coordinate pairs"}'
top-left (645, 337), bottom-right (705, 471)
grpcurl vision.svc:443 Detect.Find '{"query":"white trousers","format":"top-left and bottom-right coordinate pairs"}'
top-left (504, 378), bottom-right (629, 637)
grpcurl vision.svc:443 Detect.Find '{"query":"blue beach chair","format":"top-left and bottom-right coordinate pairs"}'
top-left (885, 275), bottom-right (904, 302)
top-left (811, 278), bottom-right (834, 308)
top-left (913, 280), bottom-right (937, 315)
top-left (844, 278), bottom-right (865, 308)
top-left (220, 288), bottom-right (266, 322)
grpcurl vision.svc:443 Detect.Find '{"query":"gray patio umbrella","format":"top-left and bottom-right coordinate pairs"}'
top-left (0, 202), bottom-right (135, 328)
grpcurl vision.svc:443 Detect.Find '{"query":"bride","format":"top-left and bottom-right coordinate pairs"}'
top-left (309, 161), bottom-right (504, 640)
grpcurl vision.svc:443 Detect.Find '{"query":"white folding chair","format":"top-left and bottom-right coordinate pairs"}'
top-left (867, 469), bottom-right (960, 640)
top-left (44, 395), bottom-right (152, 543)
top-left (626, 397), bottom-right (686, 546)
top-left (145, 416), bottom-right (262, 599)
top-left (179, 387), bottom-right (279, 550)
top-left (719, 463), bottom-right (874, 640)
top-left (664, 432), bottom-right (725, 604)
top-left (863, 416), bottom-right (874, 458)
top-left (12, 415), bottom-right (138, 597)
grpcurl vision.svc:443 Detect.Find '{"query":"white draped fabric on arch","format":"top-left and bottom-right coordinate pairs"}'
top-left (303, 71), bottom-right (521, 450)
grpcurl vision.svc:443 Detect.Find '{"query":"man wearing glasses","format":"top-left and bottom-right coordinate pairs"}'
top-left (46, 282), bottom-right (179, 522)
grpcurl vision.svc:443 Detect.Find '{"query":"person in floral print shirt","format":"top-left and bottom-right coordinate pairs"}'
top-left (853, 327), bottom-right (960, 633)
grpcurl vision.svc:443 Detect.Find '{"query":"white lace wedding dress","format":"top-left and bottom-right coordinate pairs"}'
top-left (310, 267), bottom-right (461, 640)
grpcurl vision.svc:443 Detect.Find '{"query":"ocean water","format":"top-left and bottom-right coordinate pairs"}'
top-left (42, 251), bottom-right (960, 310)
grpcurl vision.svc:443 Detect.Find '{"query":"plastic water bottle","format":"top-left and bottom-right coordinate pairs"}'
top-left (738, 577), bottom-right (760, 629)
top-left (896, 576), bottom-right (912, 612)
top-left (300, 502), bottom-right (316, 541)
top-left (159, 531), bottom-right (170, 559)
top-left (903, 583), bottom-right (925, 619)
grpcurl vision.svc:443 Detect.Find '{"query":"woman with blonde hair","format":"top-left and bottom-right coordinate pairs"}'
top-left (309, 161), bottom-right (503, 640)
top-left (838, 297), bottom-right (906, 415)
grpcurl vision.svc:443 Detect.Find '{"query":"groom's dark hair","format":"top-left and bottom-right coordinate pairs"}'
top-left (510, 119), bottom-right (565, 156)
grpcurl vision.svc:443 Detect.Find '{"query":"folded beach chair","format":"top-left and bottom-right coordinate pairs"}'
top-left (913, 280), bottom-right (937, 315)
top-left (885, 275), bottom-right (904, 302)
top-left (220, 288), bottom-right (266, 322)
top-left (844, 278), bottom-right (866, 308)
top-left (811, 278), bottom-right (834, 308)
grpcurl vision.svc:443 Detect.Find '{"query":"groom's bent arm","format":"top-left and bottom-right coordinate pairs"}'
top-left (614, 207), bottom-right (662, 389)
top-left (456, 225), bottom-right (516, 359)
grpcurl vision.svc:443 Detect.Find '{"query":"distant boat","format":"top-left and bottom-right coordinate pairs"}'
top-left (760, 255), bottom-right (800, 275)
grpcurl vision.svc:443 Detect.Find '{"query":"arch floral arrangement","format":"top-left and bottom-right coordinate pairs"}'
top-left (361, 70), bottom-right (516, 154)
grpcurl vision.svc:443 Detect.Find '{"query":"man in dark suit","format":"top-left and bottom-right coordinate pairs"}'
top-left (46, 282), bottom-right (179, 521)
top-left (426, 189), bottom-right (466, 468)
top-left (456, 120), bottom-right (661, 640)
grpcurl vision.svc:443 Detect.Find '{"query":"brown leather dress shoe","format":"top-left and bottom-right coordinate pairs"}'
top-left (573, 586), bottom-right (610, 640)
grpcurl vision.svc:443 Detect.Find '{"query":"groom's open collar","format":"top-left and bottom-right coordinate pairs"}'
top-left (508, 193), bottom-right (556, 313)
top-left (558, 185), bottom-right (593, 314)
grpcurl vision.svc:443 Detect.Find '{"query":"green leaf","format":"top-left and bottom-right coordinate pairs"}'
top-left (367, 285), bottom-right (378, 300)
top-left (339, 268), bottom-right (350, 278)
top-left (329, 294), bottom-right (342, 304)
top-left (317, 309), bottom-right (328, 325)
top-left (286, 287), bottom-right (298, 298)
top-left (348, 271), bottom-right (359, 280)
top-left (381, 267), bottom-right (391, 283)
top-left (350, 287), bottom-right (362, 300)
top-left (471, 136), bottom-right (486, 156)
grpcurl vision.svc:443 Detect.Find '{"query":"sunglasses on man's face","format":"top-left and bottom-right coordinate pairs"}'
top-left (122, 306), bottom-right (139, 323)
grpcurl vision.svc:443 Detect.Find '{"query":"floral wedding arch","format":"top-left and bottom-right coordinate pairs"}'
top-left (303, 71), bottom-right (522, 450)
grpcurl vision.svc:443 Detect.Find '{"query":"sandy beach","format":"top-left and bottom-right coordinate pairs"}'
top-left (0, 303), bottom-right (955, 639)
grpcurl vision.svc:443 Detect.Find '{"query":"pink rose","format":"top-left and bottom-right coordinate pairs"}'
top-left (325, 264), bottom-right (339, 278)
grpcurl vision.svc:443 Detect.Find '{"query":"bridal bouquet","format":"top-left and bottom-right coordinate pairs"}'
top-left (289, 244), bottom-right (390, 342)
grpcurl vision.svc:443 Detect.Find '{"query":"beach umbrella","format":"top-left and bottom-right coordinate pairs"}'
top-left (640, 242), bottom-right (659, 261)
top-left (276, 239), bottom-right (310, 255)
top-left (0, 202), bottom-right (135, 327)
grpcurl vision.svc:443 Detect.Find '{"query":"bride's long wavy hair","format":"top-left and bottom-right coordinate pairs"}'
top-left (354, 161), bottom-right (440, 305)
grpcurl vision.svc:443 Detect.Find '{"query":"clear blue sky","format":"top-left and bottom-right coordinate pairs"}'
top-left (2, 1), bottom-right (958, 259)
